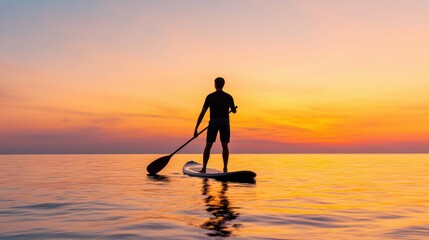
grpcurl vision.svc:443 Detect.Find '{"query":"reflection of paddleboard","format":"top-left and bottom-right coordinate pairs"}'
top-left (182, 161), bottom-right (256, 182)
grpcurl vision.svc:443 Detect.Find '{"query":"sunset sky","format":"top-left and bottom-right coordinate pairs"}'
top-left (1, 0), bottom-right (428, 153)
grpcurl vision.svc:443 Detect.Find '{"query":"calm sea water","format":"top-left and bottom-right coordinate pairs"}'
top-left (1, 154), bottom-right (428, 239)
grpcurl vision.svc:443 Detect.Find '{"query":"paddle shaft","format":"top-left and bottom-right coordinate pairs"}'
top-left (170, 126), bottom-right (207, 155)
top-left (170, 107), bottom-right (236, 156)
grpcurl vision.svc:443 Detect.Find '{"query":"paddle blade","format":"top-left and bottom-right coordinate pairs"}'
top-left (146, 155), bottom-right (171, 175)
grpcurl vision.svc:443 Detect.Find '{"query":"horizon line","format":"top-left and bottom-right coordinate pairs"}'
top-left (1, 152), bottom-right (428, 155)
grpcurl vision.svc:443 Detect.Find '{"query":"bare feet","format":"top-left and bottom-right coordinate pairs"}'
top-left (199, 168), bottom-right (206, 173)
top-left (223, 168), bottom-right (228, 173)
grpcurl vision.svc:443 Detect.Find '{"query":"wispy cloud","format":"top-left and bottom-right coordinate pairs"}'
top-left (0, 126), bottom-right (191, 154)
top-left (6, 104), bottom-right (171, 119)
top-left (0, 86), bottom-right (23, 101)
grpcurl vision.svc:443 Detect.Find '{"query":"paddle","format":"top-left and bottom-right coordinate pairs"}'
top-left (146, 107), bottom-right (236, 175)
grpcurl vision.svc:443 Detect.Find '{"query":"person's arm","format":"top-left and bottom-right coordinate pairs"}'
top-left (194, 106), bottom-right (208, 137)
top-left (230, 97), bottom-right (237, 114)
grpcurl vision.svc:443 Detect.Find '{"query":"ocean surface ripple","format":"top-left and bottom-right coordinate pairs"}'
top-left (1, 154), bottom-right (428, 239)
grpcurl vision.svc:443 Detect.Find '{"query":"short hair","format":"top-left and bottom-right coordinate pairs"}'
top-left (214, 77), bottom-right (225, 88)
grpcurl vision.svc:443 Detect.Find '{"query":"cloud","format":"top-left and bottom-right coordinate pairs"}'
top-left (2, 103), bottom-right (183, 132)
top-left (0, 127), bottom-right (176, 154)
top-left (231, 138), bottom-right (429, 153)
top-left (0, 86), bottom-right (21, 101)
top-left (1, 126), bottom-right (429, 154)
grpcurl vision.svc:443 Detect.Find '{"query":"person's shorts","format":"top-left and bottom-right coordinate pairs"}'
top-left (207, 118), bottom-right (230, 143)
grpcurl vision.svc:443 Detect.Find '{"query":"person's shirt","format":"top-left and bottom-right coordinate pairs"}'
top-left (203, 90), bottom-right (235, 119)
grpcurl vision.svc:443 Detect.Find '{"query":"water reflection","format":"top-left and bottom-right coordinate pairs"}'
top-left (146, 174), bottom-right (170, 182)
top-left (200, 179), bottom-right (240, 237)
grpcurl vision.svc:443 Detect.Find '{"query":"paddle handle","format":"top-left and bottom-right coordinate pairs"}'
top-left (170, 106), bottom-right (237, 156)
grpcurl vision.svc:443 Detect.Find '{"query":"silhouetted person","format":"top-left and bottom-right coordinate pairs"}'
top-left (194, 77), bottom-right (237, 173)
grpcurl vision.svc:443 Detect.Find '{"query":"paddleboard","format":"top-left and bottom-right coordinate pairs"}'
top-left (182, 160), bottom-right (256, 182)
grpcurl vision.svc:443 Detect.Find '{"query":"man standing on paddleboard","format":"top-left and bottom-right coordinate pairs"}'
top-left (194, 77), bottom-right (237, 173)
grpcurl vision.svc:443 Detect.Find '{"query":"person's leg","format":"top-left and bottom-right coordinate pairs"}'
top-left (203, 119), bottom-right (218, 173)
top-left (219, 119), bottom-right (230, 173)
top-left (201, 141), bottom-right (213, 173)
top-left (221, 142), bottom-right (229, 172)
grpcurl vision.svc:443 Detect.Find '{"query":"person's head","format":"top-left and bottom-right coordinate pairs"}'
top-left (214, 77), bottom-right (225, 90)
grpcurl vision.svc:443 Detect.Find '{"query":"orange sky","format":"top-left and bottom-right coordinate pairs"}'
top-left (1, 1), bottom-right (428, 153)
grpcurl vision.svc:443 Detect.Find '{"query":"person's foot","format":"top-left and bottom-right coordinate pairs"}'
top-left (199, 168), bottom-right (206, 173)
top-left (223, 168), bottom-right (228, 173)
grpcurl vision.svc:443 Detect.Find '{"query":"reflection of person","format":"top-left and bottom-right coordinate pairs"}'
top-left (194, 77), bottom-right (237, 173)
top-left (201, 179), bottom-right (239, 237)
